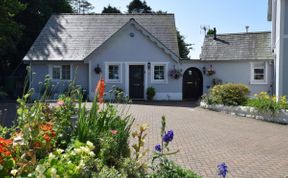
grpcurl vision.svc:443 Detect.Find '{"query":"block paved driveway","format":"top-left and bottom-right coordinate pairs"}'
top-left (126, 102), bottom-right (288, 178)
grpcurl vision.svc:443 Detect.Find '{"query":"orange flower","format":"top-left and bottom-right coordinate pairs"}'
top-left (40, 123), bottom-right (53, 132)
top-left (96, 79), bottom-right (105, 103)
top-left (0, 137), bottom-right (12, 146)
top-left (33, 142), bottom-right (42, 149)
top-left (43, 134), bottom-right (51, 142)
top-left (3, 151), bottom-right (11, 156)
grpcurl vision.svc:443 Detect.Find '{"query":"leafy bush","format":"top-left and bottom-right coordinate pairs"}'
top-left (146, 87), bottom-right (156, 101)
top-left (247, 92), bottom-right (288, 114)
top-left (209, 83), bottom-right (250, 106)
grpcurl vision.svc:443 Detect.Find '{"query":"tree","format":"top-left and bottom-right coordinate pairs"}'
top-left (127, 0), bottom-right (152, 13)
top-left (69, 0), bottom-right (94, 14)
top-left (102, 5), bottom-right (121, 14)
top-left (177, 30), bottom-right (192, 59)
top-left (0, 0), bottom-right (25, 85)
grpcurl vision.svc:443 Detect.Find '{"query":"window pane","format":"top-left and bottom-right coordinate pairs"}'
top-left (154, 65), bottom-right (164, 80)
top-left (254, 69), bottom-right (264, 74)
top-left (254, 74), bottom-right (264, 80)
top-left (52, 67), bottom-right (60, 79)
top-left (62, 65), bottom-right (70, 80)
top-left (109, 65), bottom-right (119, 80)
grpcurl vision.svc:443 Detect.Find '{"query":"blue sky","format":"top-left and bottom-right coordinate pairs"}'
top-left (90, 0), bottom-right (271, 58)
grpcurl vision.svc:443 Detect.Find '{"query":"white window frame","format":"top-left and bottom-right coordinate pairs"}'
top-left (49, 64), bottom-right (72, 81)
top-left (105, 62), bottom-right (122, 83)
top-left (250, 62), bottom-right (268, 85)
top-left (151, 62), bottom-right (168, 84)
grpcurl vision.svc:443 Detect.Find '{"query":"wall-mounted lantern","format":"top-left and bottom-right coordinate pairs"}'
top-left (94, 64), bottom-right (102, 74)
top-left (147, 62), bottom-right (151, 70)
top-left (202, 66), bottom-right (206, 75)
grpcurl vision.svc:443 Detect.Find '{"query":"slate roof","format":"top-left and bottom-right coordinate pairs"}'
top-left (200, 31), bottom-right (273, 61)
top-left (23, 14), bottom-right (179, 61)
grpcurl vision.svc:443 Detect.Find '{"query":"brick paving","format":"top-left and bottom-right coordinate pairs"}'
top-left (126, 102), bottom-right (288, 178)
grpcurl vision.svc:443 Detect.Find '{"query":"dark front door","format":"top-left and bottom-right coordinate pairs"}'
top-left (183, 67), bottom-right (203, 100)
top-left (129, 65), bottom-right (144, 99)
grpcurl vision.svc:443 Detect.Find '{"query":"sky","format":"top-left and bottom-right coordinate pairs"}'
top-left (89, 0), bottom-right (271, 59)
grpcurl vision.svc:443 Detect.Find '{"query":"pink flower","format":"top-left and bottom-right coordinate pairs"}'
top-left (57, 100), bottom-right (64, 106)
top-left (111, 130), bottom-right (118, 135)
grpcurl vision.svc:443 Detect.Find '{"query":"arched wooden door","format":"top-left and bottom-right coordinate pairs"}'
top-left (182, 67), bottom-right (203, 100)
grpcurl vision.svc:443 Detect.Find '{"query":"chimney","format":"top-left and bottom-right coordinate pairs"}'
top-left (245, 26), bottom-right (249, 33)
top-left (213, 27), bottom-right (217, 39)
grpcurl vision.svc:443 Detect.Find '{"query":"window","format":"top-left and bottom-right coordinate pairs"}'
top-left (151, 63), bottom-right (168, 83)
top-left (154, 65), bottom-right (165, 80)
top-left (105, 63), bottom-right (122, 83)
top-left (52, 66), bottom-right (61, 80)
top-left (251, 62), bottom-right (267, 84)
top-left (51, 65), bottom-right (71, 80)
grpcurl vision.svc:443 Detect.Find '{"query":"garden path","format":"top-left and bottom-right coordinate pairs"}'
top-left (127, 102), bottom-right (288, 178)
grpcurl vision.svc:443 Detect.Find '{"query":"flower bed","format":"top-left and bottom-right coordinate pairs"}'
top-left (200, 101), bottom-right (288, 124)
top-left (0, 76), bottom-right (214, 178)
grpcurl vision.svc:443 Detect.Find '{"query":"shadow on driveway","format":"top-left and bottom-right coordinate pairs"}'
top-left (131, 100), bottom-right (200, 108)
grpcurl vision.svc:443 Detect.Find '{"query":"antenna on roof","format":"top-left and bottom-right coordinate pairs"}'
top-left (245, 26), bottom-right (250, 33)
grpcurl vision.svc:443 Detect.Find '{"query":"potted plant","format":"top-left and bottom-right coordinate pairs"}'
top-left (146, 87), bottom-right (156, 101)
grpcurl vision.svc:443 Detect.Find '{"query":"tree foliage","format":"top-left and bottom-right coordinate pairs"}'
top-left (127, 0), bottom-right (152, 13)
top-left (69, 0), bottom-right (94, 14)
top-left (102, 5), bottom-right (121, 14)
top-left (0, 0), bottom-right (25, 72)
top-left (177, 30), bottom-right (192, 59)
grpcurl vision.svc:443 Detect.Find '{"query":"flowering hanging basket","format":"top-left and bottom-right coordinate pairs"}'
top-left (169, 69), bottom-right (182, 79)
top-left (94, 66), bottom-right (102, 74)
top-left (207, 69), bottom-right (216, 76)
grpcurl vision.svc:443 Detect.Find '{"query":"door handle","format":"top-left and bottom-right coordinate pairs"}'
top-left (187, 82), bottom-right (193, 84)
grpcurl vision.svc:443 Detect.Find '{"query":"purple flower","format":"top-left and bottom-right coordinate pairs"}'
top-left (217, 162), bottom-right (228, 178)
top-left (155, 144), bottom-right (161, 152)
top-left (162, 130), bottom-right (174, 143)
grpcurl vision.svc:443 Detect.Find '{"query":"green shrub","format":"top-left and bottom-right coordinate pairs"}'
top-left (146, 87), bottom-right (156, 101)
top-left (210, 83), bottom-right (250, 106)
top-left (247, 92), bottom-right (288, 114)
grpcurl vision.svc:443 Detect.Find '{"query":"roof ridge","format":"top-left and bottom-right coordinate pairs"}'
top-left (207, 31), bottom-right (271, 36)
top-left (52, 13), bottom-right (175, 16)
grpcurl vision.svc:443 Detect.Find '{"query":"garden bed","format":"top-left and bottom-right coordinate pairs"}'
top-left (200, 101), bottom-right (288, 124)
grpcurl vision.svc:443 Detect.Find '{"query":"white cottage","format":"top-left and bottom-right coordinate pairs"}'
top-left (23, 14), bottom-right (185, 100)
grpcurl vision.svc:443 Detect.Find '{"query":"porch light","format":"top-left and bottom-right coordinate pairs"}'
top-left (94, 64), bottom-right (102, 74)
top-left (148, 62), bottom-right (151, 70)
top-left (202, 66), bottom-right (206, 74)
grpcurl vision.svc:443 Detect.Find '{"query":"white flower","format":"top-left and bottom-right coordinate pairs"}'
top-left (13, 135), bottom-right (25, 146)
top-left (50, 168), bottom-right (58, 178)
top-left (10, 169), bottom-right (18, 176)
top-left (56, 148), bottom-right (64, 154)
top-left (36, 165), bottom-right (46, 174)
top-left (48, 153), bottom-right (56, 160)
top-left (0, 165), bottom-right (3, 170)
top-left (86, 141), bottom-right (95, 150)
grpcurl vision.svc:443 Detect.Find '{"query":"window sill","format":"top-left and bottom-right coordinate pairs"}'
top-left (151, 80), bottom-right (168, 84)
top-left (250, 81), bottom-right (268, 85)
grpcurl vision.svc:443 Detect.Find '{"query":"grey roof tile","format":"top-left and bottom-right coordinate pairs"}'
top-left (23, 14), bottom-right (179, 61)
top-left (200, 32), bottom-right (273, 61)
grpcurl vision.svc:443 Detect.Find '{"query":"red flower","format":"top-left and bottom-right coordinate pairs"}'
top-left (50, 131), bottom-right (57, 137)
top-left (111, 130), bottom-right (118, 135)
top-left (43, 134), bottom-right (51, 142)
top-left (96, 79), bottom-right (105, 103)
top-left (33, 142), bottom-right (42, 149)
